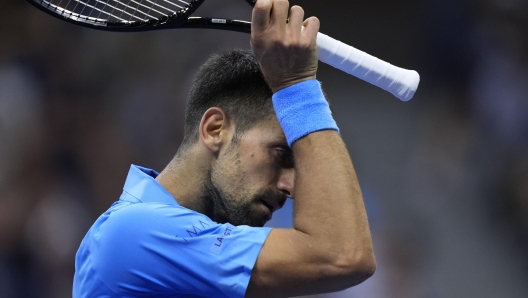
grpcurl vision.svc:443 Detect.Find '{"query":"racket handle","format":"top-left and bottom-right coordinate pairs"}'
top-left (316, 32), bottom-right (420, 101)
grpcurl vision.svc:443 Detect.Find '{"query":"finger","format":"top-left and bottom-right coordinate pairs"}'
top-left (288, 5), bottom-right (304, 34)
top-left (252, 0), bottom-right (272, 33)
top-left (302, 16), bottom-right (320, 40)
top-left (270, 0), bottom-right (289, 30)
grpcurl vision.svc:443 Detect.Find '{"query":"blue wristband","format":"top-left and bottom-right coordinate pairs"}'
top-left (272, 80), bottom-right (339, 147)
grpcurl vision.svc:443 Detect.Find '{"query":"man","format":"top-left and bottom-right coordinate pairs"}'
top-left (73, 0), bottom-right (376, 297)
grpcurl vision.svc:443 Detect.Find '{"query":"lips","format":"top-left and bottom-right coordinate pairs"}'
top-left (260, 199), bottom-right (279, 213)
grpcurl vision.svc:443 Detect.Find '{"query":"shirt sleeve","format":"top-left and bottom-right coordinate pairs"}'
top-left (91, 202), bottom-right (272, 298)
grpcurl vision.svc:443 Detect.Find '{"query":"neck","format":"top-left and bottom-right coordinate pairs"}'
top-left (155, 146), bottom-right (210, 214)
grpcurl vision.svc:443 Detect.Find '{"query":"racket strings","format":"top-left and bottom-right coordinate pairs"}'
top-left (36, 0), bottom-right (190, 24)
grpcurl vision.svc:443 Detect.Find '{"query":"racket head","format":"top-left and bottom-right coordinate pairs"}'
top-left (26, 0), bottom-right (204, 31)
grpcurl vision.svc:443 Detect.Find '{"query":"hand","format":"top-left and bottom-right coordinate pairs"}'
top-left (250, 0), bottom-right (320, 93)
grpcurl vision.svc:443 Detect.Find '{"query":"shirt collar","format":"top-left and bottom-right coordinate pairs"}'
top-left (122, 165), bottom-right (179, 205)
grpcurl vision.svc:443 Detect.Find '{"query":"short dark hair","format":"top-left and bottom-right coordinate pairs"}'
top-left (181, 49), bottom-right (274, 148)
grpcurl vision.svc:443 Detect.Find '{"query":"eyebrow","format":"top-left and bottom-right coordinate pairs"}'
top-left (272, 131), bottom-right (288, 144)
top-left (269, 140), bottom-right (289, 149)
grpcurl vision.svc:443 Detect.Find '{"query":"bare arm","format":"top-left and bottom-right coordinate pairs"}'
top-left (246, 0), bottom-right (375, 297)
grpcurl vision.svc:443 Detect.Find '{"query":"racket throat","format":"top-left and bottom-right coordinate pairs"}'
top-left (180, 17), bottom-right (251, 33)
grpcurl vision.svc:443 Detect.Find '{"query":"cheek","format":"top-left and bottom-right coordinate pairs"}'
top-left (214, 151), bottom-right (258, 197)
top-left (242, 151), bottom-right (279, 185)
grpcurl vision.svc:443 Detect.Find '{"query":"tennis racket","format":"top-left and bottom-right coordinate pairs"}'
top-left (27, 0), bottom-right (420, 101)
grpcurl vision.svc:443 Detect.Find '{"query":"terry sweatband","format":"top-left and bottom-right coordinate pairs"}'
top-left (272, 79), bottom-right (339, 147)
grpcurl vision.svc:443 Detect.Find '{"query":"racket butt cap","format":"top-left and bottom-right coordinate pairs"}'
top-left (395, 70), bottom-right (420, 102)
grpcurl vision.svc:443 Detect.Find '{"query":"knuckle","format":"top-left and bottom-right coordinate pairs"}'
top-left (275, 0), bottom-right (289, 6)
top-left (254, 0), bottom-right (270, 10)
top-left (270, 36), bottom-right (284, 46)
top-left (253, 5), bottom-right (267, 13)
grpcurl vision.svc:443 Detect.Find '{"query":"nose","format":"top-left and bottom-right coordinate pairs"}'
top-left (277, 168), bottom-right (295, 198)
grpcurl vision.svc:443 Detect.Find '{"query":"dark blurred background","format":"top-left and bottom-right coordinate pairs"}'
top-left (1, 0), bottom-right (528, 297)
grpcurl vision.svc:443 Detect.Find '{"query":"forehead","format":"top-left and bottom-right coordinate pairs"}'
top-left (240, 117), bottom-right (287, 146)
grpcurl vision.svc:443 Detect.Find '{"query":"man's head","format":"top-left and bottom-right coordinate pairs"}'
top-left (182, 49), bottom-right (275, 149)
top-left (177, 49), bottom-right (294, 227)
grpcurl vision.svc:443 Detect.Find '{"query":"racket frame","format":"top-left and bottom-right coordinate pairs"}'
top-left (25, 0), bottom-right (419, 100)
top-left (26, 0), bottom-right (256, 32)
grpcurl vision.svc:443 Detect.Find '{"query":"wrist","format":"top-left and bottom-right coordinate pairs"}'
top-left (272, 80), bottom-right (339, 147)
top-left (269, 75), bottom-right (317, 93)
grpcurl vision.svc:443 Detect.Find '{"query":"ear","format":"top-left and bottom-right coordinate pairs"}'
top-left (199, 107), bottom-right (233, 154)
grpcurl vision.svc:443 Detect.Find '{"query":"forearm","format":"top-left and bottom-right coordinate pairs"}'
top-left (270, 78), bottom-right (374, 267)
top-left (292, 130), bottom-right (375, 273)
top-left (248, 0), bottom-right (375, 292)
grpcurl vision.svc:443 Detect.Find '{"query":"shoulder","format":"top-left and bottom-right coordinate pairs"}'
top-left (99, 202), bottom-right (214, 241)
top-left (86, 201), bottom-right (272, 297)
top-left (89, 202), bottom-right (201, 259)
top-left (89, 202), bottom-right (217, 293)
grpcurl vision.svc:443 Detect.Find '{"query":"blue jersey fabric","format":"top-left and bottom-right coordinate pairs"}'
top-left (73, 165), bottom-right (272, 298)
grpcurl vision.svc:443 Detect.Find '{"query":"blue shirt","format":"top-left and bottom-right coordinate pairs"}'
top-left (73, 165), bottom-right (272, 298)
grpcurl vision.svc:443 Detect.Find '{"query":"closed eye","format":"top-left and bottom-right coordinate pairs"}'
top-left (276, 147), bottom-right (294, 169)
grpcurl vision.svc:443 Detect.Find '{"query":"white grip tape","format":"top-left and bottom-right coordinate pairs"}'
top-left (316, 32), bottom-right (420, 101)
